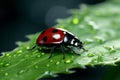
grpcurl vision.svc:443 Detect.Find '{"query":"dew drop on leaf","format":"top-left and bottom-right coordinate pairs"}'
top-left (41, 53), bottom-right (45, 55)
top-left (72, 18), bottom-right (79, 24)
top-left (4, 63), bottom-right (10, 67)
top-left (44, 71), bottom-right (52, 75)
top-left (4, 72), bottom-right (9, 76)
top-left (36, 54), bottom-right (41, 58)
top-left (87, 53), bottom-right (95, 57)
top-left (65, 60), bottom-right (72, 64)
top-left (17, 50), bottom-right (22, 54)
top-left (44, 71), bottom-right (49, 75)
top-left (50, 60), bottom-right (53, 63)
top-left (35, 65), bottom-right (39, 69)
top-left (26, 46), bottom-right (30, 50)
top-left (56, 61), bottom-right (60, 65)
top-left (5, 54), bottom-right (10, 57)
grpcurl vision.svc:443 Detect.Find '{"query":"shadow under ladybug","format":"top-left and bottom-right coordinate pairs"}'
top-left (31, 28), bottom-right (87, 59)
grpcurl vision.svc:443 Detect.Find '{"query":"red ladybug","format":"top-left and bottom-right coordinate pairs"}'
top-left (32, 28), bottom-right (87, 59)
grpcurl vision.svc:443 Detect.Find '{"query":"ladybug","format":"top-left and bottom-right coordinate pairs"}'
top-left (32, 28), bottom-right (87, 59)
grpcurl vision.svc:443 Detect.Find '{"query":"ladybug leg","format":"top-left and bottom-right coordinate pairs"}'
top-left (60, 45), bottom-right (66, 59)
top-left (49, 46), bottom-right (56, 59)
top-left (29, 45), bottom-right (37, 50)
top-left (66, 46), bottom-right (80, 55)
top-left (79, 46), bottom-right (88, 52)
top-left (81, 47), bottom-right (88, 52)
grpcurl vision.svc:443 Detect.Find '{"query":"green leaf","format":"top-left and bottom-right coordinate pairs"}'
top-left (1, 0), bottom-right (120, 80)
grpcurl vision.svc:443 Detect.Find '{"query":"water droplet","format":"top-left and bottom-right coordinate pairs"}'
top-left (65, 60), bottom-right (72, 64)
top-left (6, 54), bottom-right (10, 57)
top-left (36, 54), bottom-right (41, 58)
top-left (4, 63), bottom-right (10, 67)
top-left (87, 53), bottom-right (95, 57)
top-left (26, 46), bottom-right (30, 50)
top-left (17, 50), bottom-right (22, 54)
top-left (5, 72), bottom-right (9, 76)
top-left (35, 65), bottom-right (39, 69)
top-left (50, 60), bottom-right (53, 63)
top-left (46, 64), bottom-right (50, 67)
top-left (41, 53), bottom-right (45, 55)
top-left (56, 61), bottom-right (60, 65)
top-left (72, 18), bottom-right (79, 24)
top-left (44, 71), bottom-right (50, 75)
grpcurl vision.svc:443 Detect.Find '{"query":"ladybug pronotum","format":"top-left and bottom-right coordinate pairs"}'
top-left (32, 28), bottom-right (87, 59)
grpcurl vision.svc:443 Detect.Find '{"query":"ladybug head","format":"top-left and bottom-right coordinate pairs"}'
top-left (76, 41), bottom-right (87, 51)
top-left (77, 41), bottom-right (83, 48)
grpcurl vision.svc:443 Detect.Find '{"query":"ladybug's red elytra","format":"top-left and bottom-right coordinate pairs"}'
top-left (31, 28), bottom-right (87, 59)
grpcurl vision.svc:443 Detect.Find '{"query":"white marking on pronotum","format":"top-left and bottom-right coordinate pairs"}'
top-left (74, 42), bottom-right (78, 46)
top-left (71, 39), bottom-right (75, 44)
top-left (64, 36), bottom-right (68, 42)
top-left (53, 34), bottom-right (61, 40)
top-left (57, 28), bottom-right (79, 39)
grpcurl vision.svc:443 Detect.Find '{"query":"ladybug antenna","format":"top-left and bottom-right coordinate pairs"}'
top-left (79, 45), bottom-right (88, 52)
top-left (81, 47), bottom-right (88, 51)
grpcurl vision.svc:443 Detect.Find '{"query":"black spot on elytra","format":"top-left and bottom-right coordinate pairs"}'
top-left (52, 29), bottom-right (58, 33)
top-left (43, 36), bottom-right (47, 42)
